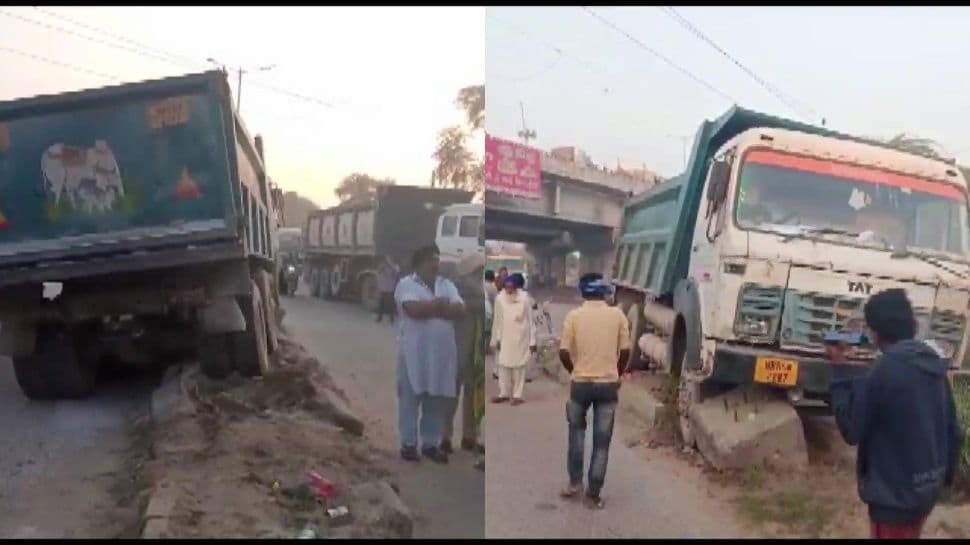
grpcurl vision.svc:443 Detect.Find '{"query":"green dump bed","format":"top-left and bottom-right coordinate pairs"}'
top-left (0, 71), bottom-right (268, 286)
top-left (615, 106), bottom-right (867, 297)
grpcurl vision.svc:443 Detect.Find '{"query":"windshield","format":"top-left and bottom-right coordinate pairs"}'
top-left (735, 149), bottom-right (968, 257)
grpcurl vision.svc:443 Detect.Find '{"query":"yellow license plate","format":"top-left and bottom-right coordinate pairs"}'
top-left (754, 357), bottom-right (799, 386)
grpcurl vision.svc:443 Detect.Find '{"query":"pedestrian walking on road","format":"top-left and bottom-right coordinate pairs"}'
top-left (826, 289), bottom-right (963, 539)
top-left (394, 245), bottom-right (465, 464)
top-left (490, 273), bottom-right (536, 406)
top-left (442, 253), bottom-right (486, 456)
top-left (376, 256), bottom-right (400, 324)
top-left (558, 273), bottom-right (630, 510)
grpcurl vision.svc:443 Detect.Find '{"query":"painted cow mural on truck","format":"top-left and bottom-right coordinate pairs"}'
top-left (40, 140), bottom-right (125, 214)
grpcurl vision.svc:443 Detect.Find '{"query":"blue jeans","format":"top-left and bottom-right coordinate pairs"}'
top-left (566, 381), bottom-right (619, 497)
top-left (397, 360), bottom-right (448, 450)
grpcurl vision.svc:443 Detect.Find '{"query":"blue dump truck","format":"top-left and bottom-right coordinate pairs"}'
top-left (613, 106), bottom-right (970, 448)
top-left (0, 70), bottom-right (283, 399)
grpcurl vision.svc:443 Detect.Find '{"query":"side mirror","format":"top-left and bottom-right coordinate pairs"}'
top-left (707, 159), bottom-right (731, 205)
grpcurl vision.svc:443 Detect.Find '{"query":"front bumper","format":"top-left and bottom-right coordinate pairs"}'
top-left (710, 344), bottom-right (870, 397)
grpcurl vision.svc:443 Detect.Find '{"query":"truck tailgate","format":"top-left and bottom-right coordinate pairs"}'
top-left (0, 72), bottom-right (237, 272)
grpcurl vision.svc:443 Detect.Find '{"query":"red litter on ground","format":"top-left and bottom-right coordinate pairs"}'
top-left (307, 471), bottom-right (337, 501)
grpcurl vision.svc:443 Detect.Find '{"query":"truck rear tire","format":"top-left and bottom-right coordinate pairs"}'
top-left (319, 269), bottom-right (331, 299)
top-left (198, 333), bottom-right (234, 380)
top-left (13, 326), bottom-right (98, 400)
top-left (233, 281), bottom-right (271, 377)
top-left (360, 273), bottom-right (379, 311)
top-left (309, 268), bottom-right (321, 298)
top-left (329, 265), bottom-right (342, 299)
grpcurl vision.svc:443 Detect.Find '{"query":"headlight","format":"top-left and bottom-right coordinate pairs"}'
top-left (736, 315), bottom-right (771, 336)
top-left (925, 339), bottom-right (955, 359)
top-left (734, 284), bottom-right (783, 339)
top-left (286, 265), bottom-right (296, 273)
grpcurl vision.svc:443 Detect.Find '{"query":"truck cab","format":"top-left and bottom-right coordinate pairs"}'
top-left (613, 107), bottom-right (970, 442)
top-left (436, 202), bottom-right (484, 267)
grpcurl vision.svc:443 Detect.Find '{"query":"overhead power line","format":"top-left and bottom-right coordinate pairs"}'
top-left (487, 13), bottom-right (612, 82)
top-left (31, 6), bottom-right (203, 69)
top-left (659, 6), bottom-right (822, 124)
top-left (0, 8), bottom-right (347, 113)
top-left (581, 6), bottom-right (737, 105)
top-left (0, 45), bottom-right (123, 82)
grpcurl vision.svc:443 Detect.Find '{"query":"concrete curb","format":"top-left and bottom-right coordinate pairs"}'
top-left (617, 376), bottom-right (674, 431)
top-left (140, 364), bottom-right (186, 539)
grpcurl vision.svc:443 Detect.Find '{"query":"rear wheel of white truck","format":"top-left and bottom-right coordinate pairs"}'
top-left (329, 265), bottom-right (342, 299)
top-left (309, 268), bottom-right (321, 298)
top-left (360, 273), bottom-right (379, 311)
top-left (318, 269), bottom-right (331, 299)
top-left (233, 281), bottom-right (271, 377)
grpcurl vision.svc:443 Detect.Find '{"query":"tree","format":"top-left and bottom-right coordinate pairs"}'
top-left (431, 84), bottom-right (485, 193)
top-left (455, 84), bottom-right (484, 132)
top-left (281, 191), bottom-right (320, 229)
top-left (432, 126), bottom-right (480, 191)
top-left (334, 173), bottom-right (396, 204)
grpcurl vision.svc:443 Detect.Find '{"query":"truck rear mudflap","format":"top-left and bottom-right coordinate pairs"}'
top-left (709, 344), bottom-right (869, 397)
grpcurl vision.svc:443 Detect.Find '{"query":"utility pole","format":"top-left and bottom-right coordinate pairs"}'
top-left (208, 58), bottom-right (276, 113)
top-left (517, 101), bottom-right (536, 145)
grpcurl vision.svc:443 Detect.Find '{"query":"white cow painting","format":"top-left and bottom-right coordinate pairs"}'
top-left (40, 140), bottom-right (126, 214)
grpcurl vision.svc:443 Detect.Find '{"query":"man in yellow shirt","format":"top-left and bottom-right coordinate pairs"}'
top-left (558, 273), bottom-right (631, 510)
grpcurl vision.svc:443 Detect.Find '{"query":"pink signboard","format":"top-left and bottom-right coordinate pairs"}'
top-left (484, 134), bottom-right (542, 199)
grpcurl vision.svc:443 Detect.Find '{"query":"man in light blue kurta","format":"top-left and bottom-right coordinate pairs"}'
top-left (394, 245), bottom-right (464, 464)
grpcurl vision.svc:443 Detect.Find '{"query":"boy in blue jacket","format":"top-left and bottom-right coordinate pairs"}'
top-left (827, 288), bottom-right (963, 539)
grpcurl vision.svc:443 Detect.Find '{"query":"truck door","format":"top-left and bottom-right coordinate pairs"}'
top-left (458, 212), bottom-right (485, 259)
top-left (688, 155), bottom-right (734, 338)
top-left (436, 213), bottom-right (460, 263)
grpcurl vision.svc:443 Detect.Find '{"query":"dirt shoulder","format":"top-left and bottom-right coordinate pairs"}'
top-left (625, 372), bottom-right (970, 539)
top-left (137, 332), bottom-right (413, 539)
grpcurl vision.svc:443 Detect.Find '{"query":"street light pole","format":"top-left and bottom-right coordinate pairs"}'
top-left (208, 58), bottom-right (276, 114)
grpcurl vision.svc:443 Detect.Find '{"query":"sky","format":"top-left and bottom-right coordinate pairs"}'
top-left (0, 6), bottom-right (484, 208)
top-left (486, 6), bottom-right (970, 179)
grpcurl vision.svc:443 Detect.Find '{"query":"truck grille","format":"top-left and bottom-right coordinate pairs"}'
top-left (780, 291), bottom-right (873, 355)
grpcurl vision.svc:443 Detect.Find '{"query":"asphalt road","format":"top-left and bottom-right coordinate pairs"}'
top-left (485, 295), bottom-right (745, 538)
top-left (0, 358), bottom-right (155, 538)
top-left (281, 292), bottom-right (485, 539)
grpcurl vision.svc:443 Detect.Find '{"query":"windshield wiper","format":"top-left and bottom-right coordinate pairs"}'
top-left (778, 226), bottom-right (861, 243)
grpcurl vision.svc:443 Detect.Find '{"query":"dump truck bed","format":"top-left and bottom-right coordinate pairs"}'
top-left (305, 185), bottom-right (472, 263)
top-left (0, 70), bottom-right (258, 286)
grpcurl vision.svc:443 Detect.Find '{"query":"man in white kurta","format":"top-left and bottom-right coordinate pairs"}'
top-left (489, 273), bottom-right (536, 405)
top-left (395, 246), bottom-right (464, 464)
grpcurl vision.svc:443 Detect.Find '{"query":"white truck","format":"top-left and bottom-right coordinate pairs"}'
top-left (612, 106), bottom-right (970, 447)
top-left (302, 186), bottom-right (475, 309)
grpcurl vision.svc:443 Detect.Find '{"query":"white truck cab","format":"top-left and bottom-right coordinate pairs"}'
top-left (436, 202), bottom-right (484, 267)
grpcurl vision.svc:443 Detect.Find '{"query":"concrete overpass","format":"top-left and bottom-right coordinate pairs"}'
top-left (485, 153), bottom-right (656, 285)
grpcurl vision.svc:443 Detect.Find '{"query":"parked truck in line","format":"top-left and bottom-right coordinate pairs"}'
top-left (0, 70), bottom-right (283, 399)
top-left (302, 186), bottom-right (477, 309)
top-left (612, 106), bottom-right (970, 447)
